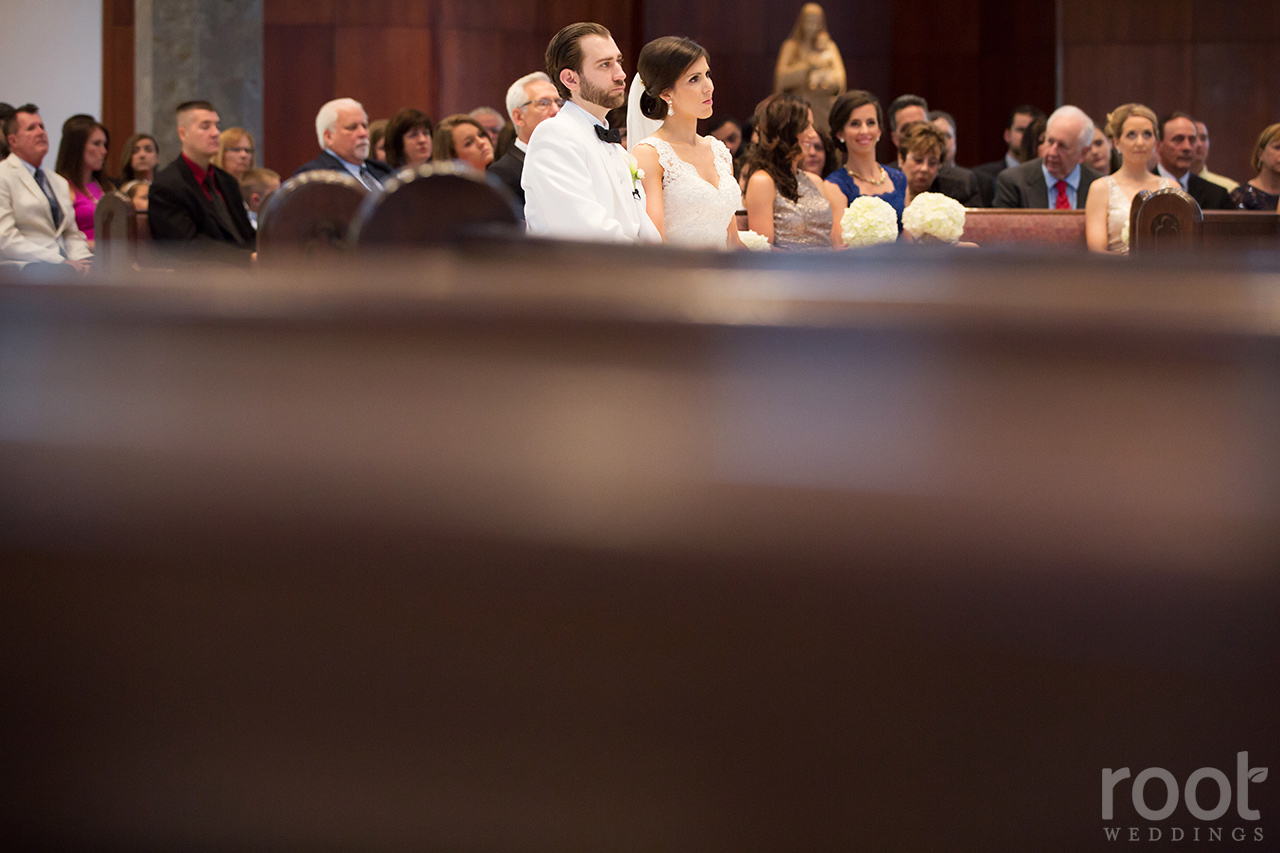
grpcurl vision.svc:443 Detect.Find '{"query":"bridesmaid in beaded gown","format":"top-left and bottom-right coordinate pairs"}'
top-left (629, 36), bottom-right (744, 249)
top-left (741, 94), bottom-right (845, 250)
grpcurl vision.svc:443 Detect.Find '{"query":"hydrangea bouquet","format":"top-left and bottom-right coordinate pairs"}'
top-left (841, 196), bottom-right (899, 247)
top-left (902, 192), bottom-right (967, 243)
top-left (739, 229), bottom-right (771, 251)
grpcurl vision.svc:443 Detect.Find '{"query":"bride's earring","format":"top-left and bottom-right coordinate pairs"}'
top-left (665, 99), bottom-right (674, 116)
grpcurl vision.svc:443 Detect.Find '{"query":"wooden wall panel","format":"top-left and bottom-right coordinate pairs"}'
top-left (263, 25), bottom-right (336, 175)
top-left (101, 0), bottom-right (135, 161)
top-left (1062, 0), bottom-right (1280, 185)
top-left (334, 27), bottom-right (438, 121)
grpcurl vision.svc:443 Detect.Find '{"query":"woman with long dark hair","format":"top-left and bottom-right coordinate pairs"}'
top-left (118, 133), bottom-right (158, 183)
top-left (55, 115), bottom-right (114, 247)
top-left (742, 93), bottom-right (844, 249)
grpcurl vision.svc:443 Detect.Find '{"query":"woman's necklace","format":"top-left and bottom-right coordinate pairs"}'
top-left (846, 163), bottom-right (887, 186)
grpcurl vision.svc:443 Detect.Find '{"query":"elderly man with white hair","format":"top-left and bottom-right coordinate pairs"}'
top-left (488, 71), bottom-right (563, 219)
top-left (993, 105), bottom-right (1102, 209)
top-left (293, 97), bottom-right (392, 190)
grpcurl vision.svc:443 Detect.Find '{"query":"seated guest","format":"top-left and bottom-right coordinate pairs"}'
top-left (886, 94), bottom-right (928, 162)
top-left (239, 167), bottom-right (280, 230)
top-left (1193, 121), bottom-right (1239, 193)
top-left (928, 109), bottom-right (957, 166)
top-left (55, 115), bottom-right (115, 248)
top-left (212, 127), bottom-right (255, 183)
top-left (119, 133), bottom-right (159, 183)
top-left (826, 90), bottom-right (907, 228)
top-left (1155, 112), bottom-right (1233, 210)
top-left (1085, 103), bottom-right (1177, 254)
top-left (369, 118), bottom-right (389, 163)
top-left (434, 114), bottom-right (495, 173)
top-left (0, 104), bottom-right (92, 275)
top-left (799, 124), bottom-right (835, 177)
top-left (897, 121), bottom-right (982, 208)
top-left (1230, 123), bottom-right (1280, 211)
top-left (993, 105), bottom-right (1101, 210)
top-left (490, 72), bottom-right (562, 217)
top-left (898, 121), bottom-right (944, 208)
top-left (470, 106), bottom-right (507, 152)
top-left (1085, 126), bottom-right (1116, 175)
top-left (975, 105), bottom-right (1044, 175)
top-left (924, 109), bottom-right (983, 206)
top-left (743, 93), bottom-right (844, 249)
top-left (295, 98), bottom-right (393, 190)
top-left (148, 100), bottom-right (255, 265)
top-left (706, 114), bottom-right (745, 178)
top-left (384, 108), bottom-right (435, 171)
top-left (121, 179), bottom-right (149, 212)
top-left (1019, 114), bottom-right (1048, 164)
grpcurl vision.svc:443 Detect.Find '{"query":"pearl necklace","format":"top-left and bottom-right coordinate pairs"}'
top-left (846, 164), bottom-right (887, 186)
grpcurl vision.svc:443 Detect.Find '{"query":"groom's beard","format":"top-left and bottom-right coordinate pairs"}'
top-left (579, 78), bottom-right (626, 111)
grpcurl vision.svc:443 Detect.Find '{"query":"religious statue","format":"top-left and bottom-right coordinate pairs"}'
top-left (774, 3), bottom-right (847, 133)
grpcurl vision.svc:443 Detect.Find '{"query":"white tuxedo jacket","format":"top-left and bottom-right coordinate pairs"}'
top-left (0, 153), bottom-right (91, 268)
top-left (522, 101), bottom-right (661, 245)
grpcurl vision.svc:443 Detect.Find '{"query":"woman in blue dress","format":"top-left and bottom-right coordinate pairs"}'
top-left (825, 90), bottom-right (907, 230)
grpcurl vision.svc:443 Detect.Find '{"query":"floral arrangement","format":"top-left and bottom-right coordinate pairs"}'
top-left (841, 196), bottom-right (899, 247)
top-left (902, 192), bottom-right (966, 243)
top-left (739, 229), bottom-right (771, 251)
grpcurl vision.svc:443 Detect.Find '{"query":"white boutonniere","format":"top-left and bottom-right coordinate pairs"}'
top-left (623, 150), bottom-right (645, 199)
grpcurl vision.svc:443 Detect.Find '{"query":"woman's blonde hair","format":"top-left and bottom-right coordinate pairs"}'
top-left (213, 127), bottom-right (255, 170)
top-left (1103, 104), bottom-right (1158, 142)
top-left (1250, 123), bottom-right (1280, 174)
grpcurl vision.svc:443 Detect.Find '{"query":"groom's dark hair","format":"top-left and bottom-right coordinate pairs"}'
top-left (546, 22), bottom-right (612, 100)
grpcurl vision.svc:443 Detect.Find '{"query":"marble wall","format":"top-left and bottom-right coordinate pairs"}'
top-left (137, 0), bottom-right (264, 167)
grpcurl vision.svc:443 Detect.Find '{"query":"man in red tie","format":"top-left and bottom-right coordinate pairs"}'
top-left (148, 100), bottom-right (256, 266)
top-left (992, 105), bottom-right (1102, 210)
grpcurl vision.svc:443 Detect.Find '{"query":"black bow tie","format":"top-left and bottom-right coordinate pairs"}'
top-left (594, 125), bottom-right (622, 144)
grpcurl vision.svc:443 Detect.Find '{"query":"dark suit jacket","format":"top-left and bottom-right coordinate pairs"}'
top-left (1152, 169), bottom-right (1234, 211)
top-left (293, 150), bottom-right (394, 184)
top-left (488, 146), bottom-right (526, 218)
top-left (931, 164), bottom-right (984, 207)
top-left (148, 155), bottom-right (255, 266)
top-left (972, 159), bottom-right (1008, 206)
top-left (992, 158), bottom-right (1102, 209)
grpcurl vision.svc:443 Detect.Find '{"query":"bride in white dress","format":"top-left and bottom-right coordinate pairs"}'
top-left (628, 37), bottom-right (745, 250)
top-left (1085, 102), bottom-right (1178, 255)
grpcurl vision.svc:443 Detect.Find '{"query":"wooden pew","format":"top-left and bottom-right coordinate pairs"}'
top-left (2, 249), bottom-right (1278, 850)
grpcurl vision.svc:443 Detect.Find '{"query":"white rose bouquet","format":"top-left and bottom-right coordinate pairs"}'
top-left (841, 196), bottom-right (899, 247)
top-left (739, 229), bottom-right (771, 251)
top-left (902, 192), bottom-right (966, 243)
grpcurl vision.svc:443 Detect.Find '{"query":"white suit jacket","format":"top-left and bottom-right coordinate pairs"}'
top-left (0, 152), bottom-right (92, 268)
top-left (522, 101), bottom-right (661, 245)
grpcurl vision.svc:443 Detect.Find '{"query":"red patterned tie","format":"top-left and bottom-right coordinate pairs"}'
top-left (1054, 180), bottom-right (1070, 210)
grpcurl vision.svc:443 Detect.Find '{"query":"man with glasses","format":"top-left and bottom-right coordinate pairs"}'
top-left (490, 71), bottom-right (563, 219)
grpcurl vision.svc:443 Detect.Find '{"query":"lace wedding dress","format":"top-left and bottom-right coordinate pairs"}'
top-left (634, 136), bottom-right (742, 249)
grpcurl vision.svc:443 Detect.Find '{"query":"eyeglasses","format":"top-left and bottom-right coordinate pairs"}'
top-left (520, 98), bottom-right (564, 110)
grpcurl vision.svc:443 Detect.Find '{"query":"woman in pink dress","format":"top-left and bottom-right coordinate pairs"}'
top-left (55, 116), bottom-right (114, 248)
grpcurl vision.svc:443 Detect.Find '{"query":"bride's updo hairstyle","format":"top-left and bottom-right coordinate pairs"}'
top-left (743, 93), bottom-right (811, 202)
top-left (636, 36), bottom-right (708, 121)
top-left (1104, 103), bottom-right (1159, 142)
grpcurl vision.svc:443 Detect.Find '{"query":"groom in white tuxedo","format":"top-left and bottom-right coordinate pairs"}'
top-left (522, 22), bottom-right (661, 244)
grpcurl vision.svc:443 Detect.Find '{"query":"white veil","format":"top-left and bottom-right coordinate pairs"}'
top-left (625, 72), bottom-right (664, 152)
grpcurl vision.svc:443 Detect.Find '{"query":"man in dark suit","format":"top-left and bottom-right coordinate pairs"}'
top-left (489, 72), bottom-right (563, 219)
top-left (926, 110), bottom-right (985, 207)
top-left (993, 106), bottom-right (1101, 210)
top-left (973, 105), bottom-right (1044, 206)
top-left (294, 98), bottom-right (393, 189)
top-left (148, 100), bottom-right (255, 266)
top-left (1155, 112), bottom-right (1234, 210)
